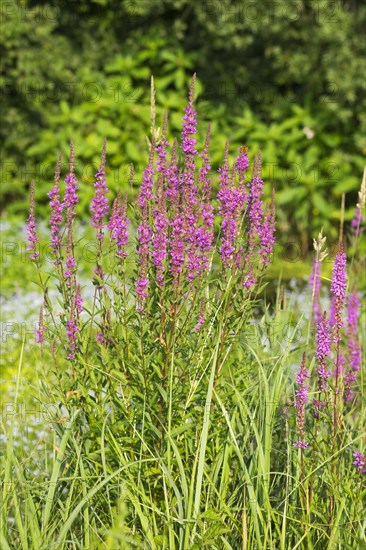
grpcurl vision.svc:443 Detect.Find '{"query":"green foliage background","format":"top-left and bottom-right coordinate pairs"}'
top-left (1, 0), bottom-right (365, 245)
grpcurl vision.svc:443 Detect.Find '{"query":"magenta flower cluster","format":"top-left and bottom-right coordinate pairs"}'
top-left (109, 192), bottom-right (129, 259)
top-left (64, 172), bottom-right (78, 214)
top-left (353, 452), bottom-right (366, 474)
top-left (330, 250), bottom-right (347, 302)
top-left (26, 180), bottom-right (40, 260)
top-left (66, 317), bottom-right (78, 361)
top-left (48, 155), bottom-right (64, 255)
top-left (330, 247), bottom-right (347, 339)
top-left (91, 142), bottom-right (109, 239)
top-left (315, 313), bottom-right (332, 391)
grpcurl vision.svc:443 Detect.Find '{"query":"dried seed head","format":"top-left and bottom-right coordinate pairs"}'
top-left (313, 228), bottom-right (328, 261)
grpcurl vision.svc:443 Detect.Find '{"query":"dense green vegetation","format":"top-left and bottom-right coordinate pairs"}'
top-left (1, 0), bottom-right (365, 245)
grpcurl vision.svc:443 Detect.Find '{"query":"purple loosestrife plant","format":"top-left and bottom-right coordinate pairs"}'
top-left (217, 142), bottom-right (247, 268)
top-left (91, 139), bottom-right (109, 241)
top-left (108, 190), bottom-right (129, 259)
top-left (330, 244), bottom-right (347, 339)
top-left (48, 154), bottom-right (64, 256)
top-left (217, 143), bottom-right (234, 266)
top-left (66, 317), bottom-right (78, 361)
top-left (293, 353), bottom-right (310, 449)
top-left (168, 139), bottom-right (185, 284)
top-left (180, 75), bottom-right (201, 282)
top-left (259, 190), bottom-right (276, 266)
top-left (247, 152), bottom-right (264, 245)
top-left (194, 126), bottom-right (214, 277)
top-left (64, 219), bottom-right (77, 285)
top-left (26, 180), bottom-right (39, 260)
top-left (64, 141), bottom-right (78, 218)
top-left (152, 116), bottom-right (169, 286)
top-left (26, 76), bottom-right (276, 374)
top-left (315, 312), bottom-right (332, 392)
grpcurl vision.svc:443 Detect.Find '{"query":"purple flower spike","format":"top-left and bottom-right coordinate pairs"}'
top-left (353, 452), bottom-right (366, 474)
top-left (193, 125), bottom-right (214, 277)
top-left (181, 74), bottom-right (198, 158)
top-left (48, 154), bottom-right (64, 255)
top-left (330, 244), bottom-right (347, 338)
top-left (26, 180), bottom-right (40, 260)
top-left (109, 191), bottom-right (129, 259)
top-left (138, 161), bottom-right (155, 208)
top-left (293, 440), bottom-right (309, 449)
top-left (166, 139), bottom-right (180, 204)
top-left (330, 247), bottom-right (347, 302)
top-left (259, 190), bottom-right (276, 266)
top-left (64, 255), bottom-right (77, 280)
top-left (135, 277), bottom-right (149, 300)
top-left (64, 141), bottom-right (78, 217)
top-left (91, 139), bottom-right (109, 239)
top-left (153, 206), bottom-right (169, 286)
top-left (217, 142), bottom-right (246, 268)
top-left (243, 270), bottom-right (256, 290)
top-left (236, 147), bottom-right (250, 176)
top-left (315, 312), bottom-right (332, 392)
top-left (248, 152), bottom-right (264, 241)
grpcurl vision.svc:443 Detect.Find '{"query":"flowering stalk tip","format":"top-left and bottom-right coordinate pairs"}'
top-left (26, 180), bottom-right (40, 260)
